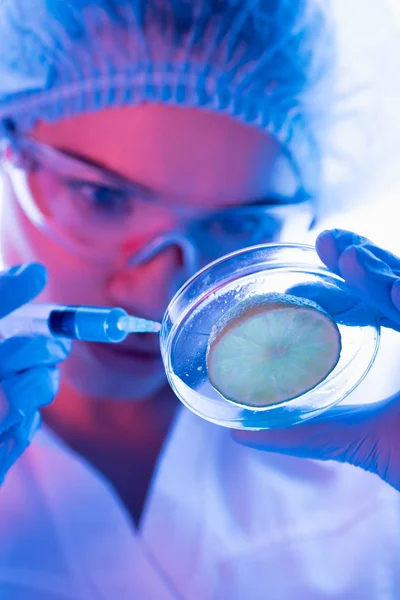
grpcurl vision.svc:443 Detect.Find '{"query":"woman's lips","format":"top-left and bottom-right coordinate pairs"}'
top-left (86, 339), bottom-right (163, 375)
top-left (110, 332), bottom-right (161, 355)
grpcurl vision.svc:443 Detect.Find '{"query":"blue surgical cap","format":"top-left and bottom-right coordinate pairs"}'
top-left (0, 0), bottom-right (399, 209)
top-left (0, 0), bottom-right (336, 200)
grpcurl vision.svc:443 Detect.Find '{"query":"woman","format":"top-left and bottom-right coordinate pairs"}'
top-left (0, 1), bottom-right (399, 598)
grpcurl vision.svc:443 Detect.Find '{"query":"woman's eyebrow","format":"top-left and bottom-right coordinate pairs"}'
top-left (57, 146), bottom-right (155, 195)
top-left (231, 193), bottom-right (308, 209)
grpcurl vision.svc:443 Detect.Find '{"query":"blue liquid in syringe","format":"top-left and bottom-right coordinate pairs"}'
top-left (0, 304), bottom-right (161, 343)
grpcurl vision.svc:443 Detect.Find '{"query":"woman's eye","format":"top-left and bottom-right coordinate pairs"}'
top-left (205, 213), bottom-right (261, 238)
top-left (67, 181), bottom-right (134, 216)
top-left (194, 210), bottom-right (283, 247)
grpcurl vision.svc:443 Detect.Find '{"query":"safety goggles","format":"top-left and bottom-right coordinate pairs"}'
top-left (1, 126), bottom-right (315, 281)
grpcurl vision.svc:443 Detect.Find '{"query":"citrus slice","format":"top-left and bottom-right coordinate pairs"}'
top-left (207, 293), bottom-right (341, 407)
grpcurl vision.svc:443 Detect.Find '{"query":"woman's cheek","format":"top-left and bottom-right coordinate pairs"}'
top-left (0, 185), bottom-right (108, 305)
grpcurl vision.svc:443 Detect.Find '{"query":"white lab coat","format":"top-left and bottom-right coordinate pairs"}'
top-left (1, 329), bottom-right (400, 599)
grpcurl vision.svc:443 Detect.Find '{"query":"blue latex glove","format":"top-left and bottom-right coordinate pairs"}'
top-left (233, 229), bottom-right (400, 491)
top-left (0, 264), bottom-right (71, 482)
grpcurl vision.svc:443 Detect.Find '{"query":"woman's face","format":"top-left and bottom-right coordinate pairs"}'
top-left (1, 103), bottom-right (280, 400)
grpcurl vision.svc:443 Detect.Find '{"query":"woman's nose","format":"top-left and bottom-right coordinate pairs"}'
top-left (107, 235), bottom-right (199, 321)
top-left (127, 232), bottom-right (199, 276)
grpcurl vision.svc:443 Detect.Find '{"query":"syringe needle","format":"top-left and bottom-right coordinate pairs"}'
top-left (117, 314), bottom-right (161, 334)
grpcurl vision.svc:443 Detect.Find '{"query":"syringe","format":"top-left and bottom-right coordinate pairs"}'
top-left (0, 304), bottom-right (161, 343)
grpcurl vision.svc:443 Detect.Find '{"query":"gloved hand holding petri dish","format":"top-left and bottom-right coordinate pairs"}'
top-left (0, 241), bottom-right (380, 433)
top-left (160, 242), bottom-right (380, 430)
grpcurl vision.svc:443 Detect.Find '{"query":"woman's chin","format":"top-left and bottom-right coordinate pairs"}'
top-left (60, 341), bottom-right (167, 400)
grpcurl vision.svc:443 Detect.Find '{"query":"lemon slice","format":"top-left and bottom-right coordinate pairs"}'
top-left (207, 293), bottom-right (341, 407)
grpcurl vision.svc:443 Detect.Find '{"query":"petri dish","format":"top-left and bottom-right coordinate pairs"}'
top-left (160, 243), bottom-right (380, 430)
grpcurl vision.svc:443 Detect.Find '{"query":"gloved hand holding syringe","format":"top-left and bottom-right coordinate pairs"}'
top-left (0, 280), bottom-right (161, 482)
top-left (0, 302), bottom-right (161, 342)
